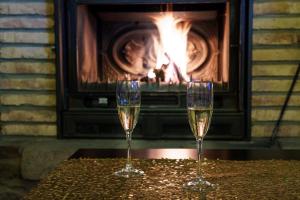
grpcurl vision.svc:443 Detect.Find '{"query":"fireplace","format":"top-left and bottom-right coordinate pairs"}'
top-left (54, 0), bottom-right (252, 139)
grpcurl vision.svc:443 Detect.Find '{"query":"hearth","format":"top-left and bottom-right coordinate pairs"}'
top-left (54, 0), bottom-right (252, 139)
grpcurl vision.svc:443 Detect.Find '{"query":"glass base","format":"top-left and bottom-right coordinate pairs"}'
top-left (183, 177), bottom-right (215, 192)
top-left (114, 166), bottom-right (144, 178)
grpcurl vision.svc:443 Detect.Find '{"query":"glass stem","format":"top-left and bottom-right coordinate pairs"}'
top-left (126, 131), bottom-right (132, 169)
top-left (196, 138), bottom-right (204, 177)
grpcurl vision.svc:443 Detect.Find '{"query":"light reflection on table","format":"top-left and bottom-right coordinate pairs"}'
top-left (70, 148), bottom-right (300, 160)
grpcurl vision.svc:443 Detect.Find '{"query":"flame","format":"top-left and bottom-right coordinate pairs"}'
top-left (150, 12), bottom-right (191, 83)
top-left (147, 68), bottom-right (156, 79)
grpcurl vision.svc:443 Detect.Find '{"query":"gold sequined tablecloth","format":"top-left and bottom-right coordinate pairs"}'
top-left (25, 159), bottom-right (300, 200)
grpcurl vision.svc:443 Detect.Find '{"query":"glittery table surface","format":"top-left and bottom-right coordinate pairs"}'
top-left (25, 159), bottom-right (300, 200)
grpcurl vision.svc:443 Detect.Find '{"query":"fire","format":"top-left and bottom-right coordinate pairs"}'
top-left (150, 12), bottom-right (191, 83)
top-left (147, 68), bottom-right (156, 79)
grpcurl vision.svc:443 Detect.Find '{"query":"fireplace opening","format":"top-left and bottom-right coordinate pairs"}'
top-left (76, 3), bottom-right (229, 91)
top-left (55, 0), bottom-right (252, 139)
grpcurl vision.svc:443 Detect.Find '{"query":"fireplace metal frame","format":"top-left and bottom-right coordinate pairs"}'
top-left (54, 0), bottom-right (253, 139)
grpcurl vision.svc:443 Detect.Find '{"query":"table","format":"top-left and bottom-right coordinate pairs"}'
top-left (25, 149), bottom-right (300, 200)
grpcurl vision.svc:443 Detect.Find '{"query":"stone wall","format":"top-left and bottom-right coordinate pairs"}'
top-left (0, 0), bottom-right (56, 136)
top-left (0, 0), bottom-right (299, 137)
top-left (252, 1), bottom-right (300, 137)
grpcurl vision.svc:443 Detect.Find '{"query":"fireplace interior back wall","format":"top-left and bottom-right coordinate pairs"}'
top-left (55, 0), bottom-right (252, 139)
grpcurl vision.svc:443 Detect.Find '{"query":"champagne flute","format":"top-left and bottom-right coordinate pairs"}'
top-left (115, 80), bottom-right (144, 178)
top-left (184, 81), bottom-right (214, 191)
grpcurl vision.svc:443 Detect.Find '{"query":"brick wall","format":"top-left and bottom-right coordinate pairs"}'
top-left (252, 1), bottom-right (300, 137)
top-left (0, 0), bottom-right (56, 136)
top-left (0, 0), bottom-right (299, 137)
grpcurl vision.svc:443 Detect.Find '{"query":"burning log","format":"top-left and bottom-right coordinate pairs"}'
top-left (164, 53), bottom-right (186, 83)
